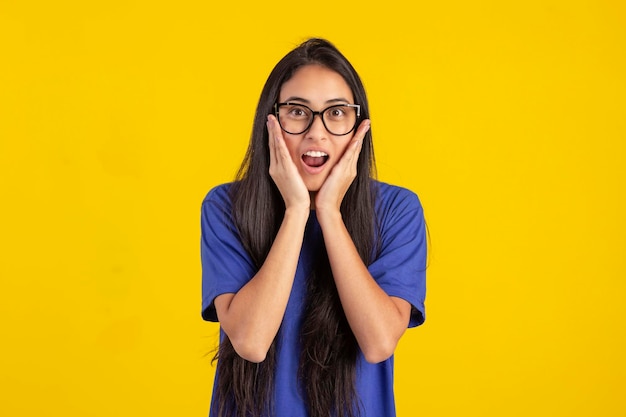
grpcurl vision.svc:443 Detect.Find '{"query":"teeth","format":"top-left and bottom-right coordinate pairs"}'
top-left (304, 151), bottom-right (328, 157)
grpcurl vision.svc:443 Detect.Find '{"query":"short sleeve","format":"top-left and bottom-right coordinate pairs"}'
top-left (200, 184), bottom-right (256, 322)
top-left (368, 184), bottom-right (427, 328)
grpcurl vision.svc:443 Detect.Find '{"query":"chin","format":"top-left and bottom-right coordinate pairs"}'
top-left (306, 185), bottom-right (322, 193)
top-left (305, 182), bottom-right (324, 193)
top-left (302, 174), bottom-right (327, 193)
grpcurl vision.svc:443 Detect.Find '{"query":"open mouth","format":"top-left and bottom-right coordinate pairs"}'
top-left (302, 150), bottom-right (329, 168)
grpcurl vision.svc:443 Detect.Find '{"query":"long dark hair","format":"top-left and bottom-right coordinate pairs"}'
top-left (212, 38), bottom-right (378, 417)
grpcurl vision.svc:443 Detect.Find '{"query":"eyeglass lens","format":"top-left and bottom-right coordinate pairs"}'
top-left (277, 104), bottom-right (358, 136)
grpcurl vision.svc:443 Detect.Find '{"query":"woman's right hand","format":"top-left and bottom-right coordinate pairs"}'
top-left (267, 114), bottom-right (310, 211)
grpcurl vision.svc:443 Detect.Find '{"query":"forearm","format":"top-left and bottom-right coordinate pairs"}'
top-left (317, 210), bottom-right (411, 363)
top-left (215, 207), bottom-right (309, 362)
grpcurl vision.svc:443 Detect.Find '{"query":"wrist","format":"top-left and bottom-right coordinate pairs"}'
top-left (315, 206), bottom-right (343, 228)
top-left (284, 205), bottom-right (311, 223)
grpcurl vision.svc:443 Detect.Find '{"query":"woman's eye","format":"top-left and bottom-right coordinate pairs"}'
top-left (288, 107), bottom-right (308, 118)
top-left (328, 107), bottom-right (346, 118)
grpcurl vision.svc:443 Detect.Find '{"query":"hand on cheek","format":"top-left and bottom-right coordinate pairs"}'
top-left (267, 115), bottom-right (311, 211)
top-left (315, 119), bottom-right (371, 214)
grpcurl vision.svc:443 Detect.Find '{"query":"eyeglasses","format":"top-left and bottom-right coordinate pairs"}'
top-left (274, 102), bottom-right (361, 136)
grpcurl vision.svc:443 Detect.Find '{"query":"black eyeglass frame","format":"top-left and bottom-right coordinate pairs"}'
top-left (274, 102), bottom-right (361, 136)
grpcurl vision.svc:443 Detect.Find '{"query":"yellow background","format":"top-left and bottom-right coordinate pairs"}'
top-left (1, 1), bottom-right (624, 416)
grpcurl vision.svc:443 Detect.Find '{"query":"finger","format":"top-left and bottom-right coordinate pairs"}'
top-left (268, 114), bottom-right (294, 171)
top-left (267, 115), bottom-right (280, 165)
top-left (271, 115), bottom-right (294, 165)
top-left (342, 119), bottom-right (370, 166)
top-left (352, 119), bottom-right (371, 148)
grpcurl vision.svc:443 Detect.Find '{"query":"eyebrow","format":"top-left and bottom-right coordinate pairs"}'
top-left (282, 96), bottom-right (351, 105)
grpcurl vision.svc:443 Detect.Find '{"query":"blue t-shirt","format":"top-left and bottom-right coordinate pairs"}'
top-left (201, 181), bottom-right (426, 417)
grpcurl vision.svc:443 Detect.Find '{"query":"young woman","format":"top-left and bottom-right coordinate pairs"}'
top-left (201, 38), bottom-right (427, 417)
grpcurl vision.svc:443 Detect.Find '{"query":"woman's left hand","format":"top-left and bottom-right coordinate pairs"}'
top-left (314, 119), bottom-right (371, 214)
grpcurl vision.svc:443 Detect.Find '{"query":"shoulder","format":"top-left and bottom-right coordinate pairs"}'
top-left (372, 180), bottom-right (423, 216)
top-left (201, 183), bottom-right (237, 227)
top-left (202, 182), bottom-right (234, 206)
top-left (202, 182), bottom-right (233, 203)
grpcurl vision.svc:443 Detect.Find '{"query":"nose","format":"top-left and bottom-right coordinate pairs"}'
top-left (306, 113), bottom-right (328, 139)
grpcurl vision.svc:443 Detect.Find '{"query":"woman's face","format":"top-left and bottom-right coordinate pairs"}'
top-left (277, 64), bottom-right (356, 192)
